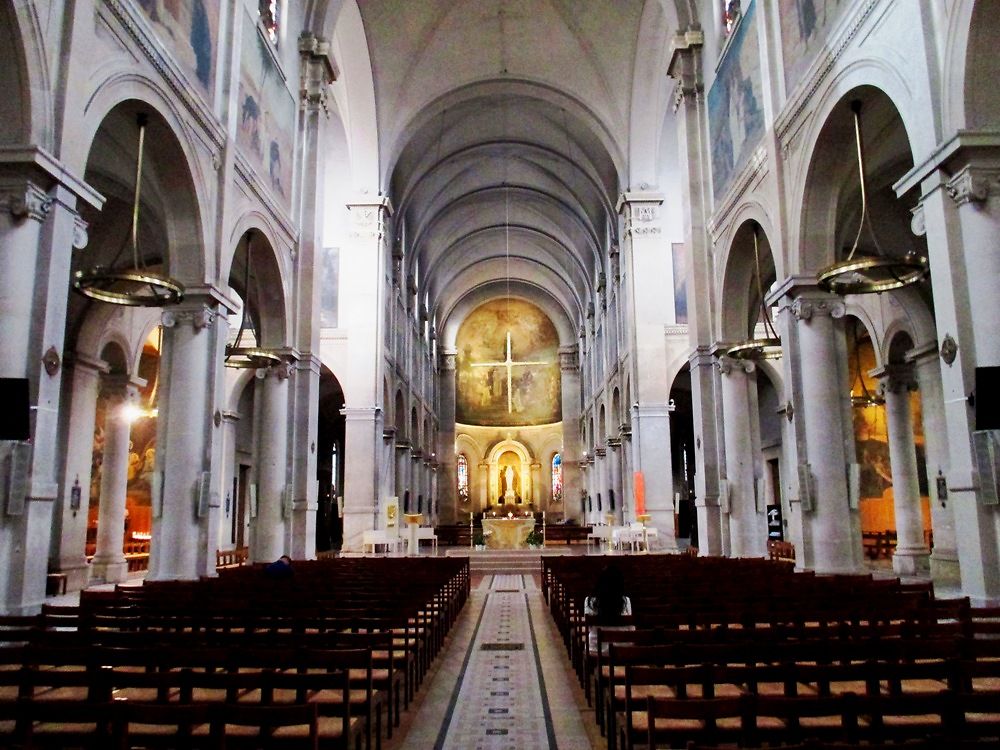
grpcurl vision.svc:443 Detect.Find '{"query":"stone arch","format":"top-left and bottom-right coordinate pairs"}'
top-left (73, 96), bottom-right (208, 288)
top-left (225, 228), bottom-right (290, 350)
top-left (940, 1), bottom-right (1000, 131)
top-left (394, 390), bottom-right (406, 437)
top-left (793, 78), bottom-right (927, 276)
top-left (718, 219), bottom-right (779, 343)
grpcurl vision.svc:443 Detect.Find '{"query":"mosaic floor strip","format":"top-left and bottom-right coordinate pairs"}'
top-left (393, 574), bottom-right (594, 750)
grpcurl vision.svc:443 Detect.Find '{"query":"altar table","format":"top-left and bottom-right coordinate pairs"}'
top-left (482, 517), bottom-right (536, 549)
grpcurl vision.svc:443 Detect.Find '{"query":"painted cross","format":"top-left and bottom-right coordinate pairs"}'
top-left (471, 331), bottom-right (549, 413)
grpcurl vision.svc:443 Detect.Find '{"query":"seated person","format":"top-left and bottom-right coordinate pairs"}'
top-left (583, 563), bottom-right (633, 655)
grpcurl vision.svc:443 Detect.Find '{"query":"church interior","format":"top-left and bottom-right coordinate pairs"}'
top-left (1, 0), bottom-right (1000, 748)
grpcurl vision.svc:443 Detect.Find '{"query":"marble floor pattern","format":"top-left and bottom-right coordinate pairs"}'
top-left (390, 573), bottom-right (598, 750)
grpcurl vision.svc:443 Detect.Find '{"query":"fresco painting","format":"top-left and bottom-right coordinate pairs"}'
top-left (779, 0), bottom-right (849, 92)
top-left (237, 10), bottom-right (296, 211)
top-left (456, 299), bottom-right (562, 427)
top-left (708, 0), bottom-right (765, 200)
top-left (136, 0), bottom-right (218, 97)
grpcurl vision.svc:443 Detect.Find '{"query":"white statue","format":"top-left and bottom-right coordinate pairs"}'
top-left (503, 465), bottom-right (516, 500)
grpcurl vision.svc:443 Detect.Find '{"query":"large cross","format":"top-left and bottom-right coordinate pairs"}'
top-left (471, 331), bottom-right (549, 413)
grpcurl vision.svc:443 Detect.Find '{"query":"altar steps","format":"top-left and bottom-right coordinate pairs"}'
top-left (443, 548), bottom-right (581, 575)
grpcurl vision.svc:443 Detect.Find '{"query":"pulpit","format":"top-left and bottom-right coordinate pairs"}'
top-left (482, 517), bottom-right (535, 549)
top-left (404, 513), bottom-right (423, 557)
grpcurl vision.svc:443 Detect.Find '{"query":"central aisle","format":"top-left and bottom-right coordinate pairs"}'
top-left (393, 573), bottom-right (597, 750)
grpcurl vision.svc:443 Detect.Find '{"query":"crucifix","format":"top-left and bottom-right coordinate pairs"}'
top-left (471, 331), bottom-right (549, 413)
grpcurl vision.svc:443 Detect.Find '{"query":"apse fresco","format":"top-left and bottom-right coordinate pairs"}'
top-left (780, 0), bottom-right (848, 92)
top-left (135, 0), bottom-right (218, 98)
top-left (455, 299), bottom-right (561, 427)
top-left (237, 9), bottom-right (296, 211)
top-left (708, 0), bottom-right (765, 199)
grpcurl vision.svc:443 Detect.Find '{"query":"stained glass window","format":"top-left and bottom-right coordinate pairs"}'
top-left (551, 453), bottom-right (563, 503)
top-left (457, 454), bottom-right (469, 503)
top-left (259, 0), bottom-right (280, 44)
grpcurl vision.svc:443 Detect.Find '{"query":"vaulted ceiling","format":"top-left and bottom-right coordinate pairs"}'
top-left (341, 0), bottom-right (686, 334)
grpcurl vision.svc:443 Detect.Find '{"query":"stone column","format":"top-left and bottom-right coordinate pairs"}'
top-left (559, 347), bottom-right (581, 522)
top-left (288, 355), bottom-right (319, 560)
top-left (90, 378), bottom-right (140, 583)
top-left (54, 353), bottom-right (108, 591)
top-left (916, 164), bottom-right (1000, 600)
top-left (216, 410), bottom-right (240, 552)
top-left (147, 301), bottom-right (227, 581)
top-left (0, 160), bottom-right (101, 613)
top-left (437, 350), bottom-right (457, 523)
top-left (411, 451), bottom-right (423, 512)
top-left (477, 461), bottom-right (489, 510)
top-left (395, 442), bottom-right (411, 511)
top-left (618, 192), bottom-right (677, 546)
top-left (906, 342), bottom-right (958, 582)
top-left (872, 365), bottom-right (930, 576)
top-left (777, 283), bottom-right (863, 574)
top-left (719, 357), bottom-right (767, 558)
top-left (339, 197), bottom-right (392, 551)
top-left (607, 439), bottom-right (624, 523)
top-left (251, 363), bottom-right (291, 563)
top-left (529, 462), bottom-right (541, 506)
top-left (669, 31), bottom-right (720, 557)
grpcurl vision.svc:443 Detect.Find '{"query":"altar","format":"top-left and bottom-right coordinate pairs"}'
top-left (482, 517), bottom-right (536, 549)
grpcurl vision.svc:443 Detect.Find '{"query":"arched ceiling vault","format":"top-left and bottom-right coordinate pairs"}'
top-left (313, 0), bottom-right (695, 332)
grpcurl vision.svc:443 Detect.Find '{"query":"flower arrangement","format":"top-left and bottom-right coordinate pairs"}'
top-left (525, 529), bottom-right (544, 548)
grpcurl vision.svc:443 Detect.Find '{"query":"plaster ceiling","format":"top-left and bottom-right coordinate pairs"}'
top-left (352, 0), bottom-right (654, 329)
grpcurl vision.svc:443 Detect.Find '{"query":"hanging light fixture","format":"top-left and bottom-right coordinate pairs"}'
top-left (224, 239), bottom-right (281, 369)
top-left (816, 101), bottom-right (928, 295)
top-left (724, 225), bottom-right (782, 361)
top-left (73, 113), bottom-right (184, 306)
top-left (849, 319), bottom-right (884, 408)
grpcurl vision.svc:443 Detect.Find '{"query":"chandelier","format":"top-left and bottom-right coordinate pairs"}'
top-left (816, 101), bottom-right (928, 295)
top-left (724, 225), bottom-right (781, 361)
top-left (224, 240), bottom-right (282, 369)
top-left (73, 113), bottom-right (184, 306)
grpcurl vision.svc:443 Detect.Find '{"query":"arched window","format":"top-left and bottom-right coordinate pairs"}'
top-left (457, 454), bottom-right (469, 503)
top-left (551, 453), bottom-right (563, 503)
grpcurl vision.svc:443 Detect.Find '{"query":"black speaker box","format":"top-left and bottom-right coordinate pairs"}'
top-left (0, 379), bottom-right (30, 441)
top-left (976, 366), bottom-right (1000, 431)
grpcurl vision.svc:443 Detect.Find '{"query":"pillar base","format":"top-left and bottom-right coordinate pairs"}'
top-left (89, 557), bottom-right (128, 584)
top-left (930, 552), bottom-right (961, 587)
top-left (55, 560), bottom-right (91, 592)
top-left (892, 547), bottom-right (931, 577)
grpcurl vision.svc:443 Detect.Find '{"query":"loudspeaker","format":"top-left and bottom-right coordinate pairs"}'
top-left (0, 378), bottom-right (30, 441)
top-left (975, 366), bottom-right (1000, 431)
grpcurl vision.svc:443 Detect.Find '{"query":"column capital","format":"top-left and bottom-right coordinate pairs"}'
top-left (341, 406), bottom-right (379, 421)
top-left (945, 164), bottom-right (1000, 206)
top-left (0, 145), bottom-right (104, 212)
top-left (594, 447), bottom-right (607, 458)
top-left (298, 32), bottom-right (338, 116)
top-left (607, 438), bottom-right (622, 450)
top-left (717, 355), bottom-right (755, 376)
top-left (346, 196), bottom-right (393, 240)
top-left (615, 192), bottom-right (665, 240)
top-left (0, 179), bottom-right (53, 223)
top-left (786, 295), bottom-right (846, 322)
top-left (67, 351), bottom-right (111, 376)
top-left (903, 341), bottom-right (940, 367)
top-left (666, 27), bottom-right (705, 112)
top-left (161, 304), bottom-right (220, 332)
top-left (438, 349), bottom-right (457, 371)
top-left (559, 347), bottom-right (579, 371)
top-left (99, 373), bottom-right (144, 400)
top-left (870, 364), bottom-right (918, 394)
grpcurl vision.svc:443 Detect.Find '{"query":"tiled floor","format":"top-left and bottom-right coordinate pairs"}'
top-left (389, 573), bottom-right (598, 750)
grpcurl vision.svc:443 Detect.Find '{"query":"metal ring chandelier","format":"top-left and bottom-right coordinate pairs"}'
top-left (73, 113), bottom-right (185, 307)
top-left (724, 225), bottom-right (782, 361)
top-left (816, 101), bottom-right (928, 295)
top-left (224, 237), bottom-right (282, 370)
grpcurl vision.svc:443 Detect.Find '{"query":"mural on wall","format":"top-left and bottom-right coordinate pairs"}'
top-left (456, 299), bottom-right (562, 427)
top-left (780, 0), bottom-right (848, 92)
top-left (136, 0), bottom-right (218, 98)
top-left (88, 338), bottom-right (160, 549)
top-left (708, 0), bottom-right (765, 200)
top-left (236, 10), bottom-right (296, 211)
top-left (672, 242), bottom-right (688, 324)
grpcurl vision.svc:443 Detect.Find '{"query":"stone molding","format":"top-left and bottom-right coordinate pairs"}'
top-left (616, 191), bottom-right (665, 239)
top-left (946, 165), bottom-right (998, 206)
top-left (559, 348), bottom-right (579, 371)
top-left (594, 448), bottom-right (607, 458)
top-left (0, 179), bottom-right (53, 223)
top-left (909, 203), bottom-right (926, 237)
top-left (789, 296), bottom-right (846, 321)
top-left (347, 197), bottom-right (393, 241)
top-left (299, 33), bottom-right (337, 116)
top-left (666, 27), bottom-right (704, 113)
top-left (870, 364), bottom-right (917, 394)
top-left (161, 304), bottom-right (219, 331)
top-left (717, 356), bottom-right (755, 376)
top-left (903, 341), bottom-right (940, 367)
